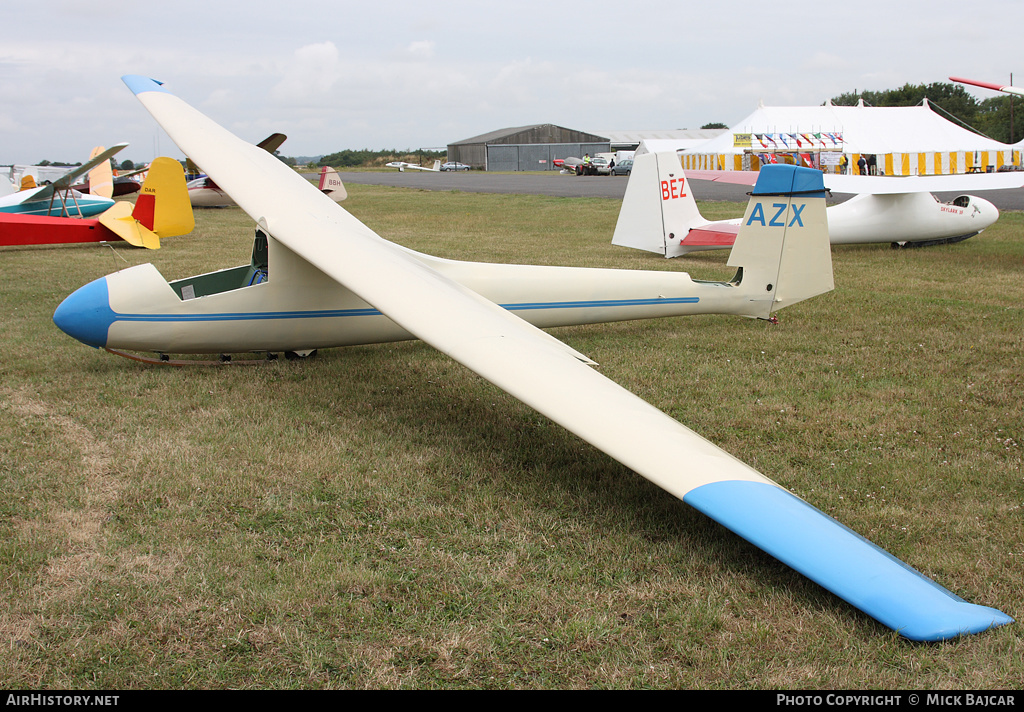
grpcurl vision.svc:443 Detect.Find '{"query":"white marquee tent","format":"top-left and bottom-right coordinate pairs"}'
top-left (681, 100), bottom-right (1019, 176)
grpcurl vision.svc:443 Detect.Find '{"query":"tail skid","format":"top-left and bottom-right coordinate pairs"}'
top-left (98, 157), bottom-right (194, 249)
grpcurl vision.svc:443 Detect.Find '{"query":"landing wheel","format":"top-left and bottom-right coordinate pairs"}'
top-left (285, 349), bottom-right (318, 360)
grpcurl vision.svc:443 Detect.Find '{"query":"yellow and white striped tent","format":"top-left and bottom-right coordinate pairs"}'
top-left (681, 99), bottom-right (1019, 176)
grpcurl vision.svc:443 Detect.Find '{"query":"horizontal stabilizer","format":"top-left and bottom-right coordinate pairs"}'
top-left (98, 201), bottom-right (160, 249)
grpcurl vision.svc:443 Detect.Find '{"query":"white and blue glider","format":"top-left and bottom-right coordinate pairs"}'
top-left (0, 144), bottom-right (127, 218)
top-left (53, 76), bottom-right (1012, 641)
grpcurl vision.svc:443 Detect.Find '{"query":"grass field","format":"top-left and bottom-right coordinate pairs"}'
top-left (1, 185), bottom-right (1022, 689)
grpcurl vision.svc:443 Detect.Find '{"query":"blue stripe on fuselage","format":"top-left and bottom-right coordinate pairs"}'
top-left (103, 296), bottom-right (701, 324)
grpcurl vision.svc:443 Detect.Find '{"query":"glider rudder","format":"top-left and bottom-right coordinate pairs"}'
top-left (727, 164), bottom-right (834, 319)
top-left (611, 151), bottom-right (706, 256)
top-left (318, 166), bottom-right (347, 201)
top-left (97, 157), bottom-right (194, 249)
top-left (87, 146), bottom-right (115, 199)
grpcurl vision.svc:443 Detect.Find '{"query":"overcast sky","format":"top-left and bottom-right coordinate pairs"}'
top-left (2, 0), bottom-right (1021, 166)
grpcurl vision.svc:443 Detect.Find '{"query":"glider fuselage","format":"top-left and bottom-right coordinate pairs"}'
top-left (670, 192), bottom-right (998, 256)
top-left (187, 177), bottom-right (233, 207)
top-left (0, 190), bottom-right (114, 218)
top-left (0, 213), bottom-right (116, 247)
top-left (57, 233), bottom-right (758, 354)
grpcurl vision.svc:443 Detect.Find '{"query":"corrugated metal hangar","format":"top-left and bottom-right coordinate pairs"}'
top-left (448, 124), bottom-right (610, 171)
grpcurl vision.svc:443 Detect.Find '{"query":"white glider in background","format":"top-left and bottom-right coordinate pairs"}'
top-left (186, 134), bottom-right (347, 207)
top-left (0, 143), bottom-right (127, 218)
top-left (385, 159), bottom-right (441, 172)
top-left (53, 76), bottom-right (1012, 642)
top-left (614, 152), bottom-right (1019, 257)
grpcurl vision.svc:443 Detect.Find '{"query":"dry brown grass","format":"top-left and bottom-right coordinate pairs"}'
top-left (0, 185), bottom-right (1021, 688)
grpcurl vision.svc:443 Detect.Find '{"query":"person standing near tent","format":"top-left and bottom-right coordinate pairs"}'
top-left (857, 155), bottom-right (867, 175)
top-left (841, 155), bottom-right (849, 174)
top-left (867, 154), bottom-right (877, 175)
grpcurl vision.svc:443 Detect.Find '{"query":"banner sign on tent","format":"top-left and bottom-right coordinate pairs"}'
top-left (739, 132), bottom-right (844, 151)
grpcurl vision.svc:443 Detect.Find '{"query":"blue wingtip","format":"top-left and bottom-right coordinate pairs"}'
top-left (684, 480), bottom-right (1013, 641)
top-left (121, 75), bottom-right (169, 96)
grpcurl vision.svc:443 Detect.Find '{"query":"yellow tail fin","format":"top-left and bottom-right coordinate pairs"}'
top-left (97, 157), bottom-right (194, 249)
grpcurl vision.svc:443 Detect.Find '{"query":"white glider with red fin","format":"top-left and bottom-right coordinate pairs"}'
top-left (615, 152), bottom-right (1013, 256)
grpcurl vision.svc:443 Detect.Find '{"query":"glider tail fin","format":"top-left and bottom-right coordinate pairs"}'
top-left (431, 160), bottom-right (441, 171)
top-left (726, 164), bottom-right (834, 319)
top-left (318, 166), bottom-right (347, 202)
top-left (97, 157), bottom-right (194, 249)
top-left (87, 146), bottom-right (115, 199)
top-left (611, 151), bottom-right (707, 257)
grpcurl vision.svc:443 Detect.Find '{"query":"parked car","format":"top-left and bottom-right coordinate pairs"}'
top-left (590, 156), bottom-right (613, 175)
top-left (611, 159), bottom-right (633, 176)
top-left (440, 162), bottom-right (470, 171)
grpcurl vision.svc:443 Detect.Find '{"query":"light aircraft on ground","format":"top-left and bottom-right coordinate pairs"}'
top-left (613, 152), bottom-right (1021, 257)
top-left (52, 76), bottom-right (1013, 642)
top-left (553, 157), bottom-right (581, 173)
top-left (385, 159), bottom-right (441, 172)
top-left (0, 157), bottom-right (193, 249)
top-left (0, 144), bottom-right (127, 218)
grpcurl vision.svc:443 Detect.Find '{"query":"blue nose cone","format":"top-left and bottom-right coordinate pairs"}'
top-left (53, 278), bottom-right (117, 348)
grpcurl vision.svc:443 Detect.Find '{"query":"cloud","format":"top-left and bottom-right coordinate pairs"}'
top-left (406, 41), bottom-right (436, 59)
top-left (271, 42), bottom-right (343, 103)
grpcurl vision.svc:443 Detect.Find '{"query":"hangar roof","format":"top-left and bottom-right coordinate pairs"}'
top-left (450, 124), bottom-right (609, 146)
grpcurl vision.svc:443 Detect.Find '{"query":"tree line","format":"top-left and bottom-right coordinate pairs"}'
top-left (317, 148), bottom-right (446, 169)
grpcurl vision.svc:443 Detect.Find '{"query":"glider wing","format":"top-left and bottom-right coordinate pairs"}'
top-left (34, 143), bottom-right (128, 199)
top-left (685, 168), bottom-right (1024, 194)
top-left (950, 76), bottom-right (1024, 98)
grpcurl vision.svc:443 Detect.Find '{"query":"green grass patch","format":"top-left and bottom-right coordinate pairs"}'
top-left (0, 186), bottom-right (1022, 688)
